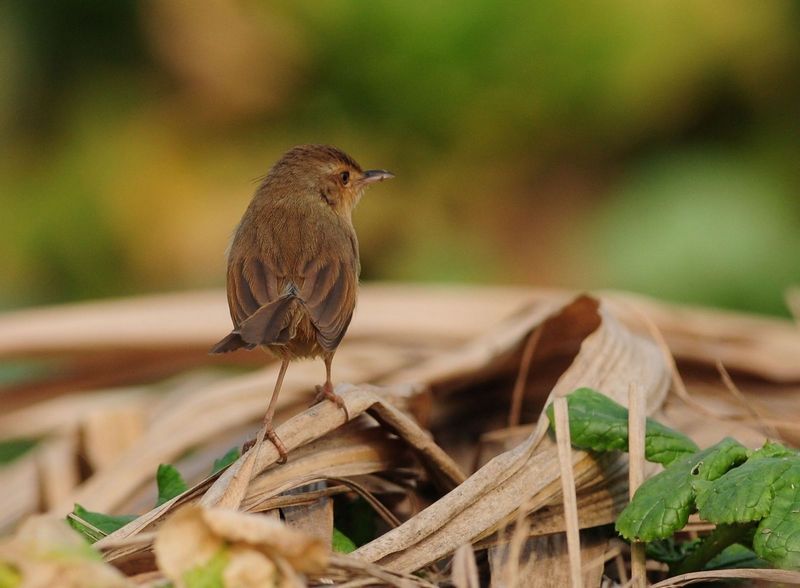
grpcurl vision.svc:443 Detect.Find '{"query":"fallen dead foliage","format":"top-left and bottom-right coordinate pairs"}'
top-left (0, 283), bottom-right (798, 587)
top-left (154, 505), bottom-right (327, 587)
top-left (0, 516), bottom-right (131, 588)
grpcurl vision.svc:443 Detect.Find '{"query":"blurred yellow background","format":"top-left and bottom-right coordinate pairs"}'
top-left (1, 0), bottom-right (798, 315)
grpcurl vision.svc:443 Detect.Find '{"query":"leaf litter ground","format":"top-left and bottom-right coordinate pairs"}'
top-left (0, 284), bottom-right (799, 586)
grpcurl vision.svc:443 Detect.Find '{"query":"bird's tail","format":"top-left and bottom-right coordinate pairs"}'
top-left (209, 295), bottom-right (297, 354)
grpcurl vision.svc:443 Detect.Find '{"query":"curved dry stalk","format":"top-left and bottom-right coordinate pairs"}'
top-left (324, 553), bottom-right (438, 588)
top-left (650, 568), bottom-right (800, 587)
top-left (615, 297), bottom-right (717, 418)
top-left (323, 476), bottom-right (403, 529)
top-left (205, 384), bottom-right (465, 510)
top-left (508, 325), bottom-right (544, 428)
top-left (716, 359), bottom-right (782, 441)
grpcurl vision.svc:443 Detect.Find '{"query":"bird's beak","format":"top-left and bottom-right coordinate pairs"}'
top-left (360, 169), bottom-right (395, 185)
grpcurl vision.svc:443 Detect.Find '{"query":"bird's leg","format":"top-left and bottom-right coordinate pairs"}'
top-left (243, 357), bottom-right (290, 463)
top-left (314, 354), bottom-right (350, 422)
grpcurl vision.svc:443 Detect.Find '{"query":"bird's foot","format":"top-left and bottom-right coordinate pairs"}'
top-left (242, 427), bottom-right (288, 464)
top-left (265, 428), bottom-right (289, 464)
top-left (314, 381), bottom-right (350, 423)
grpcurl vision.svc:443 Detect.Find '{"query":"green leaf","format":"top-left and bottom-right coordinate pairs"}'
top-left (68, 504), bottom-right (137, 542)
top-left (211, 447), bottom-right (240, 474)
top-left (695, 456), bottom-right (795, 525)
top-left (748, 441), bottom-right (798, 461)
top-left (692, 443), bottom-right (800, 569)
top-left (545, 388), bottom-right (699, 465)
top-left (646, 537), bottom-right (701, 565)
top-left (333, 496), bottom-right (376, 547)
top-left (332, 528), bottom-right (357, 553)
top-left (616, 438), bottom-right (748, 541)
top-left (752, 463), bottom-right (800, 570)
top-left (0, 439), bottom-right (37, 465)
top-left (157, 464), bottom-right (188, 506)
top-left (184, 547), bottom-right (228, 588)
top-left (704, 544), bottom-right (767, 571)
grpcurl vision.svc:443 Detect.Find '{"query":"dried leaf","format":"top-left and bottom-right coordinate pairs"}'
top-left (154, 505), bottom-right (326, 588)
top-left (0, 516), bottom-right (131, 588)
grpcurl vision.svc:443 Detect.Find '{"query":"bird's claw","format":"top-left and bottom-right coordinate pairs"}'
top-left (314, 382), bottom-right (350, 423)
top-left (242, 428), bottom-right (288, 464)
top-left (266, 429), bottom-right (289, 464)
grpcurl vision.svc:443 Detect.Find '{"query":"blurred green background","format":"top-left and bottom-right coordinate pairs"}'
top-left (1, 0), bottom-right (798, 315)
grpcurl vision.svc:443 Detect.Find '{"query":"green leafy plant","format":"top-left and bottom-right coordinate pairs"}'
top-left (332, 528), bottom-right (357, 554)
top-left (545, 387), bottom-right (699, 466)
top-left (211, 447), bottom-right (240, 474)
top-left (156, 464), bottom-right (189, 506)
top-left (69, 462), bottom-right (191, 542)
top-left (0, 439), bottom-right (37, 465)
top-left (66, 446), bottom-right (368, 554)
top-left (68, 504), bottom-right (137, 542)
top-left (549, 388), bottom-right (800, 573)
top-left (182, 548), bottom-right (228, 588)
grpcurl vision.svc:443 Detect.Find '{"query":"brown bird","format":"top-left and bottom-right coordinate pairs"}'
top-left (210, 144), bottom-right (393, 462)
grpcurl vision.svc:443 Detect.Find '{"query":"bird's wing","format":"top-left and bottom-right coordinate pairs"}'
top-left (227, 256), bottom-right (283, 327)
top-left (209, 255), bottom-right (289, 353)
top-left (214, 235), bottom-right (357, 354)
top-left (298, 247), bottom-right (358, 353)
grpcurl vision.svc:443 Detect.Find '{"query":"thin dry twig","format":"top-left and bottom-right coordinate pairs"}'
top-left (325, 553), bottom-right (437, 588)
top-left (628, 382), bottom-right (647, 588)
top-left (491, 419), bottom-right (553, 587)
top-left (619, 300), bottom-right (717, 418)
top-left (508, 325), bottom-right (544, 428)
top-left (715, 359), bottom-right (782, 441)
top-left (554, 397), bottom-right (584, 588)
top-left (323, 476), bottom-right (402, 529)
top-left (650, 568), bottom-right (800, 587)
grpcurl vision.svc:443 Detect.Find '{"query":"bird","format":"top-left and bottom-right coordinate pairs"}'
top-left (209, 144), bottom-right (394, 463)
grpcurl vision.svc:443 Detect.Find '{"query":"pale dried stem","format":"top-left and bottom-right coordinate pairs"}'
top-left (650, 568), bottom-right (800, 587)
top-left (508, 325), bottom-right (543, 428)
top-left (554, 397), bottom-right (584, 588)
top-left (326, 553), bottom-right (437, 588)
top-left (628, 382), bottom-right (647, 588)
top-left (328, 476), bottom-right (402, 527)
top-left (620, 300), bottom-right (717, 418)
top-left (715, 359), bottom-right (782, 441)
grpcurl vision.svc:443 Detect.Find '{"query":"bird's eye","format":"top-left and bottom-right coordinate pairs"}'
top-left (339, 171), bottom-right (350, 185)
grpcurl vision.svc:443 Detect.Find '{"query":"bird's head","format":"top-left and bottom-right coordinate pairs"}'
top-left (263, 144), bottom-right (394, 217)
